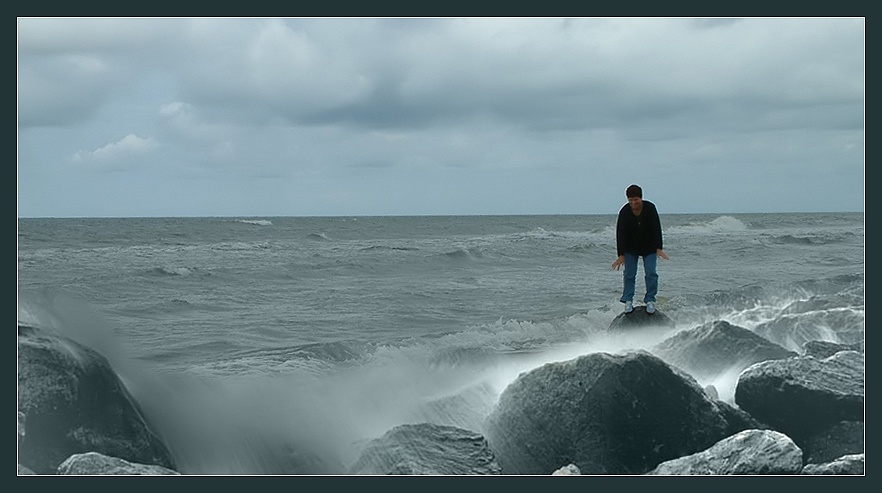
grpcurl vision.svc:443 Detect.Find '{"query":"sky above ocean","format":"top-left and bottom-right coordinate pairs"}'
top-left (17, 17), bottom-right (865, 218)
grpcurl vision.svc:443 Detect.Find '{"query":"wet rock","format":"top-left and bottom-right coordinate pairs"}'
top-left (349, 423), bottom-right (501, 475)
top-left (608, 306), bottom-right (675, 331)
top-left (483, 350), bottom-right (739, 475)
top-left (17, 325), bottom-right (175, 474)
top-left (651, 320), bottom-right (796, 383)
top-left (58, 452), bottom-right (180, 475)
top-left (552, 463), bottom-right (581, 475)
top-left (735, 351), bottom-right (864, 443)
top-left (645, 429), bottom-right (803, 475)
top-left (803, 340), bottom-right (863, 359)
top-left (801, 453), bottom-right (864, 475)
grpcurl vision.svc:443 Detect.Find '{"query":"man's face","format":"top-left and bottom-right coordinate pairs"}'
top-left (628, 196), bottom-right (643, 212)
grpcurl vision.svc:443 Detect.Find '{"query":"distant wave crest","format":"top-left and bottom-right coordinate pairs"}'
top-left (306, 232), bottom-right (333, 242)
top-left (668, 216), bottom-right (748, 235)
top-left (443, 247), bottom-right (483, 260)
top-left (359, 245), bottom-right (419, 252)
top-left (772, 234), bottom-right (817, 245)
top-left (152, 266), bottom-right (196, 276)
top-left (237, 219), bottom-right (272, 226)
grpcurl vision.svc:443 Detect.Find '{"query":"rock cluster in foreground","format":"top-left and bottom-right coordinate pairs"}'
top-left (17, 325), bottom-right (175, 475)
top-left (17, 307), bottom-right (864, 475)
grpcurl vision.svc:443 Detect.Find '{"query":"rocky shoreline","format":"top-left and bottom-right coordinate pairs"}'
top-left (17, 308), bottom-right (864, 475)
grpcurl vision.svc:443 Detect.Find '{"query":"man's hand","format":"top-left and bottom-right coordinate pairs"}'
top-left (611, 255), bottom-right (625, 270)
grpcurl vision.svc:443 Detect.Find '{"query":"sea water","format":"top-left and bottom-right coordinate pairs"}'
top-left (17, 213), bottom-right (865, 474)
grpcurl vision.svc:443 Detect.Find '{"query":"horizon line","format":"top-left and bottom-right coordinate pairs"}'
top-left (16, 210), bottom-right (865, 220)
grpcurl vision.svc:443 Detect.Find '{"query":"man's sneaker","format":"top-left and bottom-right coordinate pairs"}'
top-left (624, 300), bottom-right (633, 313)
top-left (646, 301), bottom-right (656, 314)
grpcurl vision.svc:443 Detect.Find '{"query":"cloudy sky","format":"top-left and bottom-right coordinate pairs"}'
top-left (17, 17), bottom-right (864, 218)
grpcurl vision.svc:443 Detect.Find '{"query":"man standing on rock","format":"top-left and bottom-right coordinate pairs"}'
top-left (611, 184), bottom-right (669, 314)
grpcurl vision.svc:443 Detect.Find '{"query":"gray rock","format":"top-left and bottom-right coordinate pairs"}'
top-left (801, 453), bottom-right (864, 475)
top-left (704, 385), bottom-right (719, 400)
top-left (608, 306), bottom-right (675, 331)
top-left (18, 411), bottom-right (35, 475)
top-left (349, 423), bottom-right (501, 475)
top-left (58, 452), bottom-right (180, 475)
top-left (645, 429), bottom-right (803, 475)
top-left (17, 325), bottom-right (175, 474)
top-left (801, 420), bottom-right (864, 464)
top-left (651, 320), bottom-right (796, 383)
top-left (735, 351), bottom-right (864, 442)
top-left (483, 350), bottom-right (737, 475)
top-left (803, 340), bottom-right (863, 359)
top-left (552, 463), bottom-right (581, 475)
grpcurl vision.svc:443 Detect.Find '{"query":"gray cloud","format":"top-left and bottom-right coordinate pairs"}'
top-left (17, 17), bottom-right (864, 217)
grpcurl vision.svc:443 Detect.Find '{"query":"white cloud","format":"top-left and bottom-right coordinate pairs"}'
top-left (72, 134), bottom-right (159, 171)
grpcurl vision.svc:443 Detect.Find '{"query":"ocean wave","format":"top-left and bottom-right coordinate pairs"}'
top-left (509, 227), bottom-right (599, 244)
top-left (236, 219), bottom-right (273, 226)
top-left (185, 355), bottom-right (341, 377)
top-left (667, 216), bottom-right (749, 235)
top-left (510, 227), bottom-right (563, 241)
top-left (169, 341), bottom-right (370, 377)
top-left (792, 273), bottom-right (865, 301)
top-left (151, 266), bottom-right (199, 277)
top-left (752, 306), bottom-right (865, 352)
top-left (147, 298), bottom-right (194, 314)
top-left (359, 245), bottom-right (419, 252)
top-left (285, 341), bottom-right (365, 363)
top-left (443, 248), bottom-right (484, 260)
top-left (567, 242), bottom-right (598, 253)
top-left (306, 232), bottom-right (333, 242)
top-left (209, 241), bottom-right (272, 252)
top-left (770, 234), bottom-right (818, 245)
top-left (767, 231), bottom-right (860, 246)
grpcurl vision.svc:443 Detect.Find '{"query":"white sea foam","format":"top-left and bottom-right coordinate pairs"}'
top-left (667, 215), bottom-right (748, 235)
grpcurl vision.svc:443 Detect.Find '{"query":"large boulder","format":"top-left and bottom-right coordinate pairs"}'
top-left (608, 306), bottom-right (675, 331)
top-left (645, 429), bottom-right (803, 475)
top-left (17, 325), bottom-right (175, 474)
top-left (348, 423), bottom-right (501, 475)
top-left (734, 351), bottom-right (864, 443)
top-left (651, 320), bottom-right (797, 383)
top-left (58, 452), bottom-right (180, 475)
top-left (483, 350), bottom-right (743, 475)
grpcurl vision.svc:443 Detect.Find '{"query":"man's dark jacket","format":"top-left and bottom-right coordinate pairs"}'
top-left (616, 200), bottom-right (663, 257)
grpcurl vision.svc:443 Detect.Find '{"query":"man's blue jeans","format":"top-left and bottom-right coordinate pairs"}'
top-left (620, 253), bottom-right (658, 304)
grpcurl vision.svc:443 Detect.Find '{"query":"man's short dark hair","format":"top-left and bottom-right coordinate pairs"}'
top-left (626, 184), bottom-right (643, 198)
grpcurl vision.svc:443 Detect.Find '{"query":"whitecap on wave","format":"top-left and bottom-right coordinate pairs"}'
top-left (667, 215), bottom-right (748, 235)
top-left (236, 219), bottom-right (273, 226)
